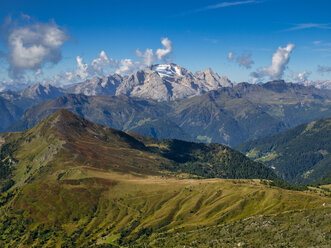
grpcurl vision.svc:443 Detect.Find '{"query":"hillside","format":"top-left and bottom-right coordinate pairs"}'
top-left (0, 110), bottom-right (330, 247)
top-left (236, 118), bottom-right (331, 184)
top-left (0, 109), bottom-right (276, 190)
top-left (8, 80), bottom-right (331, 146)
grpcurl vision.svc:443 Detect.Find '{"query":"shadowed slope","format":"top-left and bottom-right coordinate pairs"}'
top-left (236, 118), bottom-right (331, 184)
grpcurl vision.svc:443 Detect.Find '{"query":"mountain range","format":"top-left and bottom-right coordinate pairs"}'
top-left (0, 64), bottom-right (232, 132)
top-left (0, 83), bottom-right (64, 131)
top-left (0, 109), bottom-right (330, 247)
top-left (299, 80), bottom-right (331, 90)
top-left (7, 80), bottom-right (331, 147)
top-left (66, 63), bottom-right (233, 101)
top-left (0, 64), bottom-right (330, 148)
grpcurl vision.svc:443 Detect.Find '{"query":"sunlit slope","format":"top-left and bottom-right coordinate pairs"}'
top-left (1, 172), bottom-right (330, 247)
top-left (0, 109), bottom-right (277, 189)
top-left (0, 109), bottom-right (330, 247)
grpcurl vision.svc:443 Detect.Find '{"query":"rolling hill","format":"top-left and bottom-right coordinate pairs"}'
top-left (236, 118), bottom-right (331, 184)
top-left (0, 110), bottom-right (330, 247)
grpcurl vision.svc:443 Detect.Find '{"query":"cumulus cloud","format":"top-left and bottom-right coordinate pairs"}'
top-left (116, 59), bottom-right (142, 74)
top-left (65, 52), bottom-right (113, 81)
top-left (75, 56), bottom-right (89, 80)
top-left (317, 65), bottom-right (331, 74)
top-left (290, 70), bottom-right (331, 89)
top-left (135, 37), bottom-right (173, 66)
top-left (91, 50), bottom-right (111, 75)
top-left (135, 48), bottom-right (156, 67)
top-left (2, 16), bottom-right (69, 79)
top-left (250, 43), bottom-right (295, 81)
top-left (156, 37), bottom-right (173, 61)
top-left (291, 70), bottom-right (311, 82)
top-left (40, 37), bottom-right (175, 85)
top-left (227, 51), bottom-right (254, 69)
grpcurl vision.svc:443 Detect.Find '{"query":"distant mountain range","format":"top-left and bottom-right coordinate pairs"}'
top-left (0, 83), bottom-right (64, 131)
top-left (0, 64), bottom-right (233, 131)
top-left (66, 63), bottom-right (233, 101)
top-left (0, 64), bottom-right (330, 146)
top-left (0, 81), bottom-right (29, 92)
top-left (236, 118), bottom-right (331, 184)
top-left (7, 80), bottom-right (331, 147)
top-left (299, 80), bottom-right (331, 90)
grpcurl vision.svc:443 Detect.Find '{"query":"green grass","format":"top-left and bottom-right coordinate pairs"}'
top-left (256, 152), bottom-right (278, 162)
top-left (0, 110), bottom-right (330, 247)
top-left (1, 173), bottom-right (330, 247)
top-left (196, 135), bottom-right (212, 143)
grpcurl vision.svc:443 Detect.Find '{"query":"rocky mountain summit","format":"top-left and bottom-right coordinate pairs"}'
top-left (67, 63), bottom-right (233, 101)
top-left (66, 74), bottom-right (122, 96)
top-left (0, 83), bottom-right (64, 103)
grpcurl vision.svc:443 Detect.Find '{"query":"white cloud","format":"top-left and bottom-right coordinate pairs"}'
top-left (291, 70), bottom-right (311, 82)
top-left (116, 59), bottom-right (142, 74)
top-left (90, 50), bottom-right (113, 76)
top-left (135, 37), bottom-right (173, 66)
top-left (35, 68), bottom-right (42, 76)
top-left (290, 71), bottom-right (331, 90)
top-left (3, 19), bottom-right (68, 79)
top-left (64, 56), bottom-right (89, 81)
top-left (228, 51), bottom-right (235, 60)
top-left (50, 37), bottom-right (175, 85)
top-left (135, 48), bottom-right (156, 67)
top-left (156, 37), bottom-right (173, 61)
top-left (75, 56), bottom-right (89, 80)
top-left (251, 43), bottom-right (295, 81)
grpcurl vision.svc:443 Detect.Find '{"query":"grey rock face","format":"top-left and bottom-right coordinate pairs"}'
top-left (66, 63), bottom-right (233, 101)
top-left (66, 75), bottom-right (122, 96)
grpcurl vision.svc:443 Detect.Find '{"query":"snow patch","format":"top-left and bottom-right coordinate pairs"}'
top-left (151, 64), bottom-right (183, 78)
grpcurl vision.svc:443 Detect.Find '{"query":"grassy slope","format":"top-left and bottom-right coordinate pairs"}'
top-left (1, 173), bottom-right (330, 247)
top-left (0, 110), bottom-right (330, 247)
top-left (236, 118), bottom-right (331, 184)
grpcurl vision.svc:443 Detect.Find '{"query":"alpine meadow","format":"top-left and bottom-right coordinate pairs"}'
top-left (0, 1), bottom-right (330, 247)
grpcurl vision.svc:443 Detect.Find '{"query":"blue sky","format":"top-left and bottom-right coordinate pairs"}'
top-left (1, 0), bottom-right (331, 84)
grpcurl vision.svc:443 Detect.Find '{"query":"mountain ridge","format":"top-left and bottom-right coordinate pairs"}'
top-left (8, 80), bottom-right (331, 146)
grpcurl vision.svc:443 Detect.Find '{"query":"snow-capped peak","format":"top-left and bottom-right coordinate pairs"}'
top-left (151, 64), bottom-right (184, 78)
